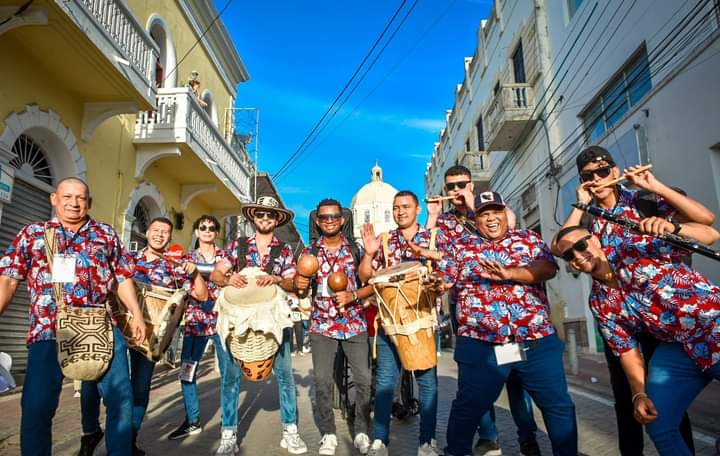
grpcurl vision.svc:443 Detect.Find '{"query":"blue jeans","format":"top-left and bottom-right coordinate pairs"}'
top-left (219, 327), bottom-right (298, 430)
top-left (445, 334), bottom-right (577, 456)
top-left (180, 334), bottom-right (218, 424)
top-left (475, 371), bottom-right (538, 444)
top-left (372, 331), bottom-right (437, 445)
top-left (24, 326), bottom-right (133, 456)
top-left (646, 342), bottom-right (720, 456)
top-left (82, 347), bottom-right (156, 435)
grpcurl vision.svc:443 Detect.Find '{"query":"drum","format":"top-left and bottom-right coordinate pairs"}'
top-left (369, 261), bottom-right (437, 371)
top-left (216, 267), bottom-right (292, 381)
top-left (110, 281), bottom-right (187, 362)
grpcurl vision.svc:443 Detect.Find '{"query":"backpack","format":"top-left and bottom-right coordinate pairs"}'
top-left (234, 237), bottom-right (285, 274)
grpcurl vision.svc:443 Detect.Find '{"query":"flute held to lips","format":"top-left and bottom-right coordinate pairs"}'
top-left (572, 203), bottom-right (720, 262)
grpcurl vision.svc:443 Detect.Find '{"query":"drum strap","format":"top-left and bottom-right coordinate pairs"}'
top-left (381, 232), bottom-right (389, 269)
top-left (236, 237), bottom-right (285, 275)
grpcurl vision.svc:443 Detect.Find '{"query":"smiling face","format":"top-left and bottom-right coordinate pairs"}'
top-left (194, 218), bottom-right (219, 244)
top-left (253, 210), bottom-right (279, 235)
top-left (580, 160), bottom-right (621, 201)
top-left (475, 206), bottom-right (508, 240)
top-left (146, 220), bottom-right (172, 251)
top-left (444, 173), bottom-right (473, 206)
top-left (50, 180), bottom-right (91, 226)
top-left (393, 195), bottom-right (419, 229)
top-left (556, 228), bottom-right (604, 274)
top-left (316, 204), bottom-right (344, 236)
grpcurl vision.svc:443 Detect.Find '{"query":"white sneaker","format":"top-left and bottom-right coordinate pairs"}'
top-left (354, 433), bottom-right (371, 454)
top-left (216, 429), bottom-right (239, 455)
top-left (368, 439), bottom-right (388, 456)
top-left (319, 434), bottom-right (338, 455)
top-left (279, 424), bottom-right (307, 454)
top-left (418, 439), bottom-right (442, 456)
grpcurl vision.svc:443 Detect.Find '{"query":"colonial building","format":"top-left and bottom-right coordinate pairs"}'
top-left (424, 0), bottom-right (720, 352)
top-left (0, 0), bottom-right (253, 379)
top-left (351, 163), bottom-right (398, 244)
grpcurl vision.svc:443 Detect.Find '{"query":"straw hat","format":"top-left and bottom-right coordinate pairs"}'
top-left (240, 196), bottom-right (293, 227)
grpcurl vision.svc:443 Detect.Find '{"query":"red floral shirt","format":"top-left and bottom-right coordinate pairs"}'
top-left (370, 225), bottom-right (446, 270)
top-left (434, 209), bottom-right (475, 252)
top-left (0, 218), bottom-right (133, 345)
top-left (591, 232), bottom-right (720, 370)
top-left (303, 235), bottom-right (366, 339)
top-left (438, 229), bottom-right (557, 343)
top-left (223, 235), bottom-right (296, 278)
top-left (131, 248), bottom-right (195, 291)
top-left (184, 246), bottom-right (225, 336)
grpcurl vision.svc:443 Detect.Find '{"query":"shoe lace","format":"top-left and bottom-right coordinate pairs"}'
top-left (284, 432), bottom-right (305, 448)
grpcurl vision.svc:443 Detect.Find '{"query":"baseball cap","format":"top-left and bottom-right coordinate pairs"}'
top-left (576, 146), bottom-right (616, 171)
top-left (474, 191), bottom-right (506, 212)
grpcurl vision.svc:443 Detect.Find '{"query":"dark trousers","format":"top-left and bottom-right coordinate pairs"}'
top-left (603, 332), bottom-right (695, 455)
top-left (310, 332), bottom-right (371, 435)
top-left (291, 320), bottom-right (305, 353)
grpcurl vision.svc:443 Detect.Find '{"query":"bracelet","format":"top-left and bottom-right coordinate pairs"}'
top-left (672, 220), bottom-right (682, 235)
top-left (631, 392), bottom-right (648, 403)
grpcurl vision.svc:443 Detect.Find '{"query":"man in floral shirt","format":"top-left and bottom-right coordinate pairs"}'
top-left (210, 196), bottom-right (307, 455)
top-left (81, 216), bottom-right (207, 455)
top-left (167, 215), bottom-right (226, 441)
top-left (358, 190), bottom-right (443, 456)
top-left (0, 177), bottom-right (146, 456)
top-left (555, 221), bottom-right (720, 456)
top-left (427, 165), bottom-right (539, 456)
top-left (557, 145), bottom-right (718, 455)
top-left (439, 191), bottom-right (577, 456)
top-left (294, 198), bottom-right (374, 455)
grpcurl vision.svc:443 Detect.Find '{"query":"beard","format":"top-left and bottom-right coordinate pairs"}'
top-left (256, 224), bottom-right (275, 235)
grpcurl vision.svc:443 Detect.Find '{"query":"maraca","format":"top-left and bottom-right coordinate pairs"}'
top-left (296, 254), bottom-right (319, 298)
top-left (328, 271), bottom-right (348, 292)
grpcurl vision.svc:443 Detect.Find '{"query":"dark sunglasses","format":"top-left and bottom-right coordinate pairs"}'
top-left (445, 181), bottom-right (471, 191)
top-left (317, 213), bottom-right (342, 222)
top-left (580, 166), bottom-right (612, 183)
top-left (197, 224), bottom-right (218, 232)
top-left (255, 210), bottom-right (278, 220)
top-left (560, 235), bottom-right (592, 262)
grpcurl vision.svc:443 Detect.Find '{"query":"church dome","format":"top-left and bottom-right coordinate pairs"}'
top-left (350, 163), bottom-right (398, 242)
top-left (350, 163), bottom-right (398, 207)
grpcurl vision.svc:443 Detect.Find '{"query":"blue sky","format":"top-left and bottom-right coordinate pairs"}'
top-left (219, 0), bottom-right (493, 237)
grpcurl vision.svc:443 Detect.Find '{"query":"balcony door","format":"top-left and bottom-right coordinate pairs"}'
top-left (512, 41), bottom-right (526, 84)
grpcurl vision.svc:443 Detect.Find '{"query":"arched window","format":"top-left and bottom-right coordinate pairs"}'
top-left (384, 209), bottom-right (391, 223)
top-left (148, 16), bottom-right (177, 88)
top-left (364, 210), bottom-right (370, 224)
top-left (130, 199), bottom-right (152, 251)
top-left (10, 134), bottom-right (53, 186)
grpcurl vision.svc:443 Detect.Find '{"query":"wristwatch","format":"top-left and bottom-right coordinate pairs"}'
top-left (670, 219), bottom-right (682, 235)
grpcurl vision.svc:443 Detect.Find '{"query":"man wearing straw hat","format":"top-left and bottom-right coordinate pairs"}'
top-left (556, 145), bottom-right (716, 456)
top-left (210, 195), bottom-right (307, 455)
top-left (358, 190), bottom-right (445, 456)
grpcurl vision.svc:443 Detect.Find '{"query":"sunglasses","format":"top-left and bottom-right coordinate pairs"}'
top-left (255, 211), bottom-right (278, 220)
top-left (317, 213), bottom-right (342, 222)
top-left (580, 166), bottom-right (612, 183)
top-left (197, 225), bottom-right (218, 232)
top-left (445, 181), bottom-right (471, 191)
top-left (560, 235), bottom-right (592, 262)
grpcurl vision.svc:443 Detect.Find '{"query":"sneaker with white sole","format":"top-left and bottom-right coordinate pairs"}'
top-left (368, 439), bottom-right (388, 456)
top-left (354, 433), bottom-right (371, 454)
top-left (279, 424), bottom-right (307, 454)
top-left (168, 419), bottom-right (202, 440)
top-left (216, 429), bottom-right (239, 455)
top-left (319, 434), bottom-right (338, 455)
top-left (418, 439), bottom-right (442, 456)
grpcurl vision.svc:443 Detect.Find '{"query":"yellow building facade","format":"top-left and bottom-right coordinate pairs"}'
top-left (0, 0), bottom-right (252, 377)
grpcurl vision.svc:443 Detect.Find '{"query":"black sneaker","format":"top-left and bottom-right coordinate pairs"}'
top-left (520, 439), bottom-right (542, 456)
top-left (132, 432), bottom-right (146, 456)
top-left (473, 438), bottom-right (502, 456)
top-left (77, 429), bottom-right (104, 456)
top-left (168, 419), bottom-right (203, 440)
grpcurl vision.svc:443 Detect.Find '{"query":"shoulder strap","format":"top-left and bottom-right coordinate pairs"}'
top-left (236, 237), bottom-right (248, 272)
top-left (267, 243), bottom-right (284, 275)
top-left (43, 225), bottom-right (64, 309)
top-left (429, 228), bottom-right (438, 251)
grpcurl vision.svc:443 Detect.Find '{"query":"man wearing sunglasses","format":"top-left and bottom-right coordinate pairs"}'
top-left (294, 198), bottom-right (375, 455)
top-left (557, 145), bottom-right (716, 456)
top-left (554, 224), bottom-right (720, 456)
top-left (167, 215), bottom-right (225, 441)
top-left (210, 196), bottom-right (307, 455)
top-left (439, 192), bottom-right (577, 456)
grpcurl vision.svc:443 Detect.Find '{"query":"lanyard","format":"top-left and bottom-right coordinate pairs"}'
top-left (319, 244), bottom-right (343, 273)
top-left (58, 219), bottom-right (89, 254)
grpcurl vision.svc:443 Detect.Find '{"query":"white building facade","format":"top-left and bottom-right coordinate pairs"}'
top-left (351, 163), bottom-right (398, 244)
top-left (425, 0), bottom-right (720, 352)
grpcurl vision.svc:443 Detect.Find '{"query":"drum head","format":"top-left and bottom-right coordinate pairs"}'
top-left (220, 267), bottom-right (278, 306)
top-left (369, 261), bottom-right (425, 285)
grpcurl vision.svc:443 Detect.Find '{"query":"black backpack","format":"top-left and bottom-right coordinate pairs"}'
top-left (234, 237), bottom-right (285, 274)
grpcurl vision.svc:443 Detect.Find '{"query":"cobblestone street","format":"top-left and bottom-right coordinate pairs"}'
top-left (0, 347), bottom-right (718, 455)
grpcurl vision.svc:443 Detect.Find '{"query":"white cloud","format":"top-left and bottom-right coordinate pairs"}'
top-left (399, 118), bottom-right (445, 132)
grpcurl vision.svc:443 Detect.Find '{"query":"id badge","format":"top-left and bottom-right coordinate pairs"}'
top-left (494, 342), bottom-right (526, 366)
top-left (320, 278), bottom-right (330, 297)
top-left (51, 254), bottom-right (76, 283)
top-left (179, 360), bottom-right (198, 382)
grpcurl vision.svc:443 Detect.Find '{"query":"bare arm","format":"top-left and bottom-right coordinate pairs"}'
top-left (619, 347), bottom-right (658, 424)
top-left (478, 259), bottom-right (557, 284)
top-left (210, 260), bottom-right (232, 287)
top-left (116, 279), bottom-right (147, 343)
top-left (636, 217), bottom-right (720, 245)
top-left (0, 276), bottom-right (19, 315)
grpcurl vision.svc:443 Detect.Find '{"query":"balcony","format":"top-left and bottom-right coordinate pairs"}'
top-left (484, 83), bottom-right (537, 151)
top-left (460, 152), bottom-right (491, 192)
top-left (134, 88), bottom-right (254, 208)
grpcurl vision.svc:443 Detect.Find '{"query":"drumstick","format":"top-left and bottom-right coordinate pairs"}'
top-left (593, 164), bottom-right (653, 190)
top-left (424, 195), bottom-right (455, 203)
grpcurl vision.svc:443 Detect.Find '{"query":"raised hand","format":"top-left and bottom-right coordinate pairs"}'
top-left (624, 165), bottom-right (660, 193)
top-left (577, 181), bottom-right (594, 205)
top-left (477, 259), bottom-right (514, 281)
top-left (361, 223), bottom-right (380, 255)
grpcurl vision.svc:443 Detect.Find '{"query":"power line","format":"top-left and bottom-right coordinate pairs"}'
top-left (272, 0), bottom-right (413, 180)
